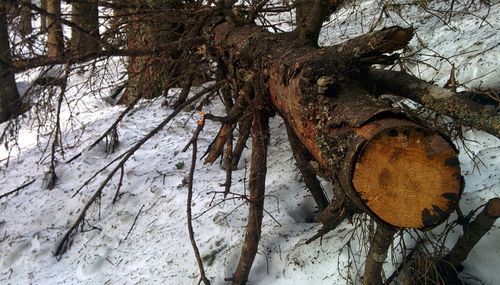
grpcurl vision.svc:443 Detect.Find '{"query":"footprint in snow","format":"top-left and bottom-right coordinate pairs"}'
top-left (0, 240), bottom-right (31, 272)
top-left (77, 247), bottom-right (112, 277)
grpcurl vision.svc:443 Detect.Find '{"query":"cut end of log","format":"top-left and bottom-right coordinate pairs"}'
top-left (353, 124), bottom-right (462, 229)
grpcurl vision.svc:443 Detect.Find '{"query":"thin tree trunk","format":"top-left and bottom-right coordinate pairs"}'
top-left (120, 0), bottom-right (184, 104)
top-left (70, 0), bottom-right (99, 54)
top-left (46, 0), bottom-right (64, 57)
top-left (40, 0), bottom-right (47, 32)
top-left (19, 0), bottom-right (33, 36)
top-left (0, 3), bottom-right (21, 123)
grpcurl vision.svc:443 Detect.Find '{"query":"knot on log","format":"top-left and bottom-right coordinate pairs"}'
top-left (371, 252), bottom-right (388, 263)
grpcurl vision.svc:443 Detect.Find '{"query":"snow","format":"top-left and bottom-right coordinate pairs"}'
top-left (1, 1), bottom-right (500, 285)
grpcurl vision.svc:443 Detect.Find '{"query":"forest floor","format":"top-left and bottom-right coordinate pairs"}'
top-left (1, 1), bottom-right (499, 284)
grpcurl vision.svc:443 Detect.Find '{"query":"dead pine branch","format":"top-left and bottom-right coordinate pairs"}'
top-left (203, 88), bottom-right (250, 164)
top-left (0, 179), bottom-right (36, 200)
top-left (403, 198), bottom-right (500, 285)
top-left (44, 65), bottom-right (69, 190)
top-left (55, 82), bottom-right (224, 258)
top-left (124, 204), bottom-right (144, 241)
top-left (66, 92), bottom-right (142, 164)
top-left (305, 198), bottom-right (360, 244)
top-left (223, 127), bottom-right (234, 196)
top-left (295, 0), bottom-right (337, 46)
top-left (231, 116), bottom-right (252, 169)
top-left (284, 122), bottom-right (328, 211)
top-left (229, 108), bottom-right (270, 285)
top-left (383, 239), bottom-right (424, 285)
top-left (366, 68), bottom-right (500, 138)
top-left (183, 112), bottom-right (211, 285)
top-left (112, 165), bottom-right (125, 204)
top-left (363, 224), bottom-right (397, 285)
top-left (446, 197), bottom-right (500, 268)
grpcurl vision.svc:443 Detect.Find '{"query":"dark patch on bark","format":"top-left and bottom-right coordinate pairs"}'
top-left (445, 157), bottom-right (460, 168)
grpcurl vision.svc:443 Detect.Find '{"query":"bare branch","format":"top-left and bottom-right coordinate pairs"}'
top-left (184, 113), bottom-right (211, 285)
top-left (367, 68), bottom-right (500, 137)
top-left (55, 81), bottom-right (224, 258)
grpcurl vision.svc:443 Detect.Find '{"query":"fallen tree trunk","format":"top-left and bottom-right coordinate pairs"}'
top-left (213, 22), bottom-right (463, 229)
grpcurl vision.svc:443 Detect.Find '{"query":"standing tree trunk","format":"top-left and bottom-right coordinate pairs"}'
top-left (119, 0), bottom-right (185, 104)
top-left (0, 3), bottom-right (21, 123)
top-left (19, 0), bottom-right (33, 36)
top-left (70, 0), bottom-right (99, 54)
top-left (46, 0), bottom-right (64, 57)
top-left (40, 0), bottom-right (47, 33)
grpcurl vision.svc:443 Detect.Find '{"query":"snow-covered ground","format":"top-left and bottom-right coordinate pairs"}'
top-left (1, 1), bottom-right (499, 284)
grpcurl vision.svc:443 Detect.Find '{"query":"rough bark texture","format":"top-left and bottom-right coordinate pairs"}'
top-left (295, 0), bottom-right (336, 46)
top-left (120, 0), bottom-right (186, 104)
top-left (40, 0), bottom-right (47, 32)
top-left (231, 110), bottom-right (269, 285)
top-left (46, 0), bottom-right (64, 57)
top-left (70, 0), bottom-right (99, 54)
top-left (285, 122), bottom-right (329, 210)
top-left (19, 0), bottom-right (33, 36)
top-left (213, 22), bottom-right (463, 229)
top-left (363, 224), bottom-right (396, 285)
top-left (367, 69), bottom-right (500, 138)
top-left (446, 197), bottom-right (500, 267)
top-left (0, 3), bottom-right (21, 123)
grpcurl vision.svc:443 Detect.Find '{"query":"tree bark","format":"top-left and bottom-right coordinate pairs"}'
top-left (19, 0), bottom-right (33, 36)
top-left (231, 109), bottom-right (270, 284)
top-left (70, 0), bottom-right (99, 54)
top-left (46, 0), bottom-right (64, 57)
top-left (285, 121), bottom-right (329, 210)
top-left (40, 0), bottom-right (47, 32)
top-left (119, 0), bottom-right (186, 104)
top-left (0, 3), bottom-right (21, 123)
top-left (295, 0), bottom-right (337, 46)
top-left (213, 22), bottom-right (463, 230)
top-left (366, 69), bottom-right (500, 138)
top-left (446, 197), bottom-right (500, 267)
top-left (363, 224), bottom-right (396, 285)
